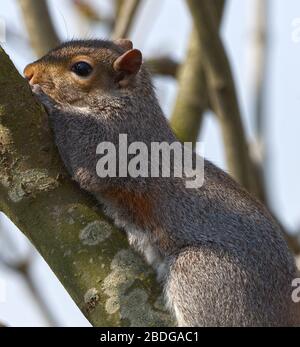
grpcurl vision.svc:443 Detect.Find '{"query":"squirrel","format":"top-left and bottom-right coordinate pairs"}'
top-left (24, 39), bottom-right (300, 327)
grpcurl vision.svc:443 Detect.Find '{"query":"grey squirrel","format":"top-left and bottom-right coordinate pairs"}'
top-left (24, 39), bottom-right (300, 327)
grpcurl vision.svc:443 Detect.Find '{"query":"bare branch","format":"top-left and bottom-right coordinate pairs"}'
top-left (112, 0), bottom-right (141, 39)
top-left (249, 0), bottom-right (270, 205)
top-left (247, 0), bottom-right (300, 254)
top-left (0, 250), bottom-right (59, 326)
top-left (18, 0), bottom-right (60, 57)
top-left (170, 28), bottom-right (207, 145)
top-left (186, 0), bottom-right (258, 195)
top-left (72, 0), bottom-right (101, 22)
top-left (20, 260), bottom-right (60, 327)
top-left (146, 56), bottom-right (179, 78)
top-left (170, 0), bottom-right (225, 145)
top-left (115, 0), bottom-right (124, 19)
top-left (252, 0), bottom-right (269, 144)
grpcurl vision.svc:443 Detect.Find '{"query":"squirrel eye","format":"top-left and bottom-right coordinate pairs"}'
top-left (71, 61), bottom-right (93, 77)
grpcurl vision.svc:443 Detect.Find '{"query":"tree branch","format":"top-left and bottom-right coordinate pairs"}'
top-left (146, 56), bottom-right (179, 78)
top-left (0, 250), bottom-right (59, 326)
top-left (112, 0), bottom-right (141, 39)
top-left (0, 46), bottom-right (172, 327)
top-left (170, 0), bottom-right (225, 145)
top-left (18, 0), bottom-right (60, 57)
top-left (186, 0), bottom-right (258, 195)
top-left (170, 28), bottom-right (208, 145)
top-left (248, 0), bottom-right (270, 205)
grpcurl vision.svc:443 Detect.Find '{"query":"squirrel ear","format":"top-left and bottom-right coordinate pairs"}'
top-left (113, 39), bottom-right (133, 51)
top-left (113, 49), bottom-right (143, 75)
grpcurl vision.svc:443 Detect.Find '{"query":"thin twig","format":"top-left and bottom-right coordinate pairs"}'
top-left (0, 218), bottom-right (59, 326)
top-left (0, 251), bottom-right (59, 327)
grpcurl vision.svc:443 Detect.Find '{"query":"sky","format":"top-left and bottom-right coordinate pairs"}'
top-left (0, 0), bottom-right (300, 326)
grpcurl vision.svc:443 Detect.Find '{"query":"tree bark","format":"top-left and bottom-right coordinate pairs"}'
top-left (0, 46), bottom-right (172, 327)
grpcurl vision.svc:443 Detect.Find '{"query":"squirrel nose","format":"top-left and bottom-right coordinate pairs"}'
top-left (24, 64), bottom-right (37, 85)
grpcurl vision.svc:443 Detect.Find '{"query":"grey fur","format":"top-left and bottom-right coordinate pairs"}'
top-left (25, 39), bottom-right (300, 327)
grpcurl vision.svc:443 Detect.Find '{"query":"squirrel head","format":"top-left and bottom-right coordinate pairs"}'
top-left (23, 39), bottom-right (144, 110)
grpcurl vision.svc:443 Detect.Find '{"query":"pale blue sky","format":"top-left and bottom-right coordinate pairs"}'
top-left (0, 0), bottom-right (299, 326)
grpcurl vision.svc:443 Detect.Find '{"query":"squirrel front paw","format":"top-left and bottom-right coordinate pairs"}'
top-left (30, 84), bottom-right (58, 113)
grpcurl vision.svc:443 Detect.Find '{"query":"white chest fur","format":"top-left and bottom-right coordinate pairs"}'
top-left (126, 227), bottom-right (167, 281)
top-left (99, 197), bottom-right (168, 281)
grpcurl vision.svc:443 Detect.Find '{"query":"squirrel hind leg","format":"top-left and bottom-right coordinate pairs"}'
top-left (164, 246), bottom-right (294, 327)
top-left (164, 247), bottom-right (247, 327)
